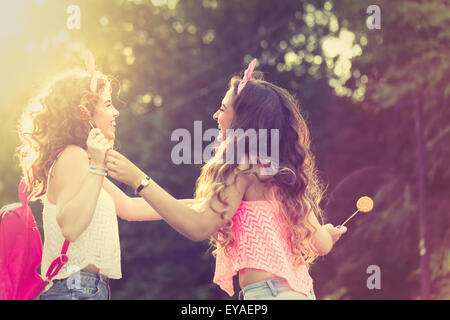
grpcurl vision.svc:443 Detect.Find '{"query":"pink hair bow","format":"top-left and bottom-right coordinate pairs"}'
top-left (237, 58), bottom-right (257, 95)
top-left (85, 50), bottom-right (97, 93)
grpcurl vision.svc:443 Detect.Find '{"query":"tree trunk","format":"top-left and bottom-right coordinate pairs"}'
top-left (415, 96), bottom-right (431, 299)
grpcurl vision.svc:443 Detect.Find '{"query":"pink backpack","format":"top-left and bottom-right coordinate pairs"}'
top-left (0, 180), bottom-right (70, 300)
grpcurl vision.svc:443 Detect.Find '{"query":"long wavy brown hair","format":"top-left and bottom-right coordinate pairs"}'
top-left (194, 72), bottom-right (327, 268)
top-left (17, 70), bottom-right (114, 200)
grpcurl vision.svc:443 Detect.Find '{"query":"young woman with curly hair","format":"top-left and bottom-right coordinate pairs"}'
top-left (17, 58), bottom-right (163, 300)
top-left (105, 59), bottom-right (347, 300)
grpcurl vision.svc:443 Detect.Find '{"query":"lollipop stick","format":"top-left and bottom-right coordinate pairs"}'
top-left (340, 209), bottom-right (360, 227)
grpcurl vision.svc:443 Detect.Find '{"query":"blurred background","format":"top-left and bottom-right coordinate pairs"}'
top-left (0, 0), bottom-right (449, 299)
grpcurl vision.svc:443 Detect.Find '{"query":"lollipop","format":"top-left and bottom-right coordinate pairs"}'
top-left (337, 196), bottom-right (374, 228)
top-left (357, 196), bottom-right (374, 212)
top-left (77, 105), bottom-right (95, 129)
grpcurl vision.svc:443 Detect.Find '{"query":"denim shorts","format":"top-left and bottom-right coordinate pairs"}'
top-left (39, 270), bottom-right (110, 300)
top-left (238, 278), bottom-right (316, 300)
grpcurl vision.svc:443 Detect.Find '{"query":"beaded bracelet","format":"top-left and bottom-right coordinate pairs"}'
top-left (89, 168), bottom-right (107, 176)
top-left (89, 165), bottom-right (107, 171)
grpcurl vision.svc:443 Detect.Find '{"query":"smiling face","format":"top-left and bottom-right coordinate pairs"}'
top-left (213, 88), bottom-right (235, 139)
top-left (91, 87), bottom-right (120, 140)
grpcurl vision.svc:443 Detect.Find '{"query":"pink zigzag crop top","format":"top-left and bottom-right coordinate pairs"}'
top-left (213, 200), bottom-right (314, 296)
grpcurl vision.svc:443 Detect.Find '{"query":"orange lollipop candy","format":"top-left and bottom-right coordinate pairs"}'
top-left (77, 105), bottom-right (95, 128)
top-left (356, 196), bottom-right (374, 213)
top-left (338, 196), bottom-right (374, 229)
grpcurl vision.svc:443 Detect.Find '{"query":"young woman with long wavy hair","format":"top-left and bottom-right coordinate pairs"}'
top-left (17, 56), bottom-right (163, 300)
top-left (105, 59), bottom-right (347, 300)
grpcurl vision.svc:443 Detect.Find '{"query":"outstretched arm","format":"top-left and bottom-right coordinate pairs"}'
top-left (103, 177), bottom-right (197, 221)
top-left (105, 150), bottom-right (249, 241)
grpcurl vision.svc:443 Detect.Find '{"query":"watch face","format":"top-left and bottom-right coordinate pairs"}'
top-left (136, 177), bottom-right (150, 195)
top-left (142, 177), bottom-right (150, 186)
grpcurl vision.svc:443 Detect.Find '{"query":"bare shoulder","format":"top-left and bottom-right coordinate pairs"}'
top-left (51, 145), bottom-right (89, 184)
top-left (240, 162), bottom-right (272, 183)
top-left (240, 162), bottom-right (275, 201)
top-left (233, 157), bottom-right (257, 188)
top-left (56, 145), bottom-right (88, 168)
top-left (230, 161), bottom-right (265, 202)
top-left (47, 145), bottom-right (89, 202)
top-left (60, 144), bottom-right (89, 159)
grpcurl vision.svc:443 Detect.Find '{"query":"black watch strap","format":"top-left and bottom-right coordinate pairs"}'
top-left (135, 176), bottom-right (150, 195)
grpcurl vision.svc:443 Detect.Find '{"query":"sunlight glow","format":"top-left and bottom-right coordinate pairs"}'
top-left (322, 29), bottom-right (360, 59)
top-left (0, 0), bottom-right (26, 38)
top-left (321, 27), bottom-right (365, 100)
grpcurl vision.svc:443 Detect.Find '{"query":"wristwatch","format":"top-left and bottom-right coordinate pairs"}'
top-left (135, 176), bottom-right (150, 195)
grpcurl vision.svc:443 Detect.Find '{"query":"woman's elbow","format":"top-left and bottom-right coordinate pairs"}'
top-left (311, 231), bottom-right (333, 256)
top-left (56, 216), bottom-right (81, 242)
top-left (116, 211), bottom-right (135, 222)
top-left (117, 211), bottom-right (163, 222)
top-left (317, 243), bottom-right (333, 256)
top-left (59, 226), bottom-right (80, 243)
top-left (187, 230), bottom-right (209, 242)
top-left (188, 234), bottom-right (205, 242)
top-left (186, 225), bottom-right (214, 242)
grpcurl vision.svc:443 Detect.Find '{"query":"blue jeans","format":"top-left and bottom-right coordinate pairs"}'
top-left (39, 270), bottom-right (110, 300)
top-left (239, 278), bottom-right (316, 300)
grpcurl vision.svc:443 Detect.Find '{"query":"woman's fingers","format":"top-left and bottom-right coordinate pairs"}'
top-left (87, 129), bottom-right (110, 164)
top-left (104, 151), bottom-right (138, 186)
top-left (106, 168), bottom-right (118, 180)
top-left (89, 128), bottom-right (102, 137)
top-left (89, 129), bottom-right (104, 143)
top-left (105, 152), bottom-right (122, 173)
top-left (104, 161), bottom-right (125, 183)
top-left (100, 139), bottom-right (110, 147)
top-left (107, 149), bottom-right (122, 159)
top-left (105, 155), bottom-right (116, 168)
top-left (323, 224), bottom-right (347, 244)
top-left (93, 134), bottom-right (107, 144)
top-left (334, 226), bottom-right (347, 242)
top-left (106, 150), bottom-right (116, 159)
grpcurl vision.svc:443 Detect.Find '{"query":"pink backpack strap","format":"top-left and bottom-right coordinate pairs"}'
top-left (41, 147), bottom-right (71, 282)
top-left (17, 179), bottom-right (71, 283)
top-left (45, 240), bottom-right (70, 281)
top-left (18, 180), bottom-right (31, 207)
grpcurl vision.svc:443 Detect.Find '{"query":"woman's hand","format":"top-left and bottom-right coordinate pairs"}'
top-left (323, 224), bottom-right (347, 245)
top-left (86, 128), bottom-right (110, 166)
top-left (105, 150), bottom-right (147, 190)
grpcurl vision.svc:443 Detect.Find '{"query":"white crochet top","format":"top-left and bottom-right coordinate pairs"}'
top-left (40, 162), bottom-right (122, 287)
